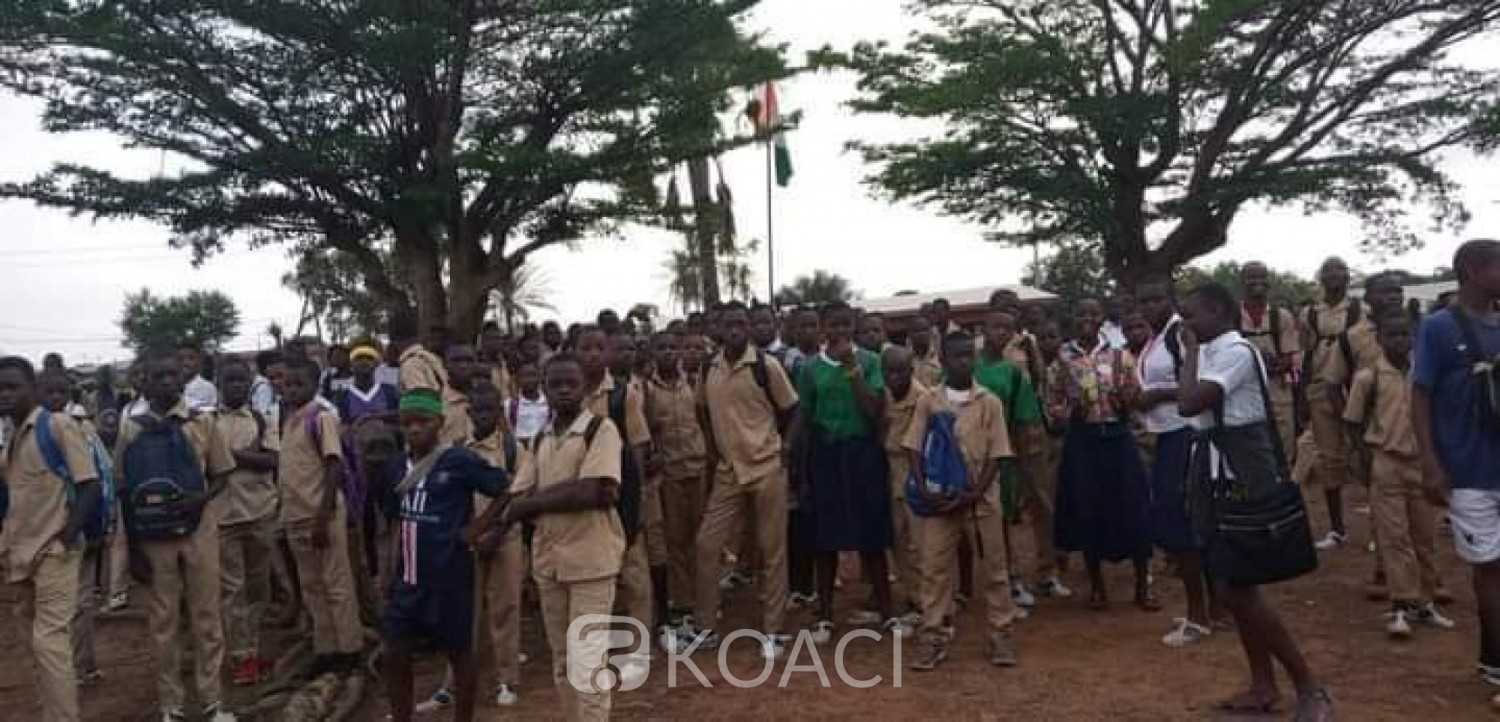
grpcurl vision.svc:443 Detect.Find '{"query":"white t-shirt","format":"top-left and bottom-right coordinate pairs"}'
top-left (1137, 316), bottom-right (1187, 434)
top-left (1187, 330), bottom-right (1267, 431)
top-left (944, 385), bottom-right (975, 408)
top-left (508, 394), bottom-right (551, 441)
top-left (184, 374), bottom-right (219, 412)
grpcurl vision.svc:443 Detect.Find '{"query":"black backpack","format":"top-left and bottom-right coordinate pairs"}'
top-left (1450, 306), bottom-right (1500, 430)
top-left (120, 415), bottom-right (207, 541)
top-left (606, 381), bottom-right (642, 540)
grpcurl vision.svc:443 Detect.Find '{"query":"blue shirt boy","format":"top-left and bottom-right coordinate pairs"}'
top-left (1413, 309), bottom-right (1500, 490)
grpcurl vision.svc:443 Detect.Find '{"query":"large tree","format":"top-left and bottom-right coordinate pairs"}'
top-left (119, 289), bottom-right (240, 352)
top-left (1, 0), bottom-right (787, 337)
top-left (774, 270), bottom-right (857, 307)
top-left (841, 1), bottom-right (1500, 286)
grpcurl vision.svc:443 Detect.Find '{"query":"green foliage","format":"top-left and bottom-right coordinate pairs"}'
top-left (1176, 262), bottom-right (1317, 309)
top-left (283, 247), bottom-right (407, 343)
top-left (842, 1), bottom-right (1500, 283)
top-left (119, 289), bottom-right (240, 352)
top-left (774, 270), bottom-right (858, 307)
top-left (489, 263), bottom-right (557, 334)
top-left (2, 0), bottom-right (789, 335)
top-left (1022, 243), bottom-right (1116, 307)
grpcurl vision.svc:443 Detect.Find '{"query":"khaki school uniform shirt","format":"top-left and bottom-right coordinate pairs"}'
top-left (901, 386), bottom-right (1013, 515)
top-left (913, 351), bottom-right (944, 390)
top-left (883, 381), bottom-right (930, 456)
top-left (215, 405), bottom-right (281, 526)
top-left (584, 374), bottom-right (651, 448)
top-left (645, 373), bottom-right (706, 480)
top-left (469, 428), bottom-right (533, 513)
top-left (441, 386), bottom-right (474, 446)
top-left (1343, 356), bottom-right (1418, 457)
top-left (2, 407), bottom-right (97, 582)
top-left (278, 403), bottom-right (345, 526)
top-left (700, 346), bottom-right (799, 484)
top-left (1239, 304), bottom-right (1301, 384)
top-left (399, 344), bottom-right (448, 393)
top-left (1304, 298), bottom-right (1377, 394)
top-left (510, 411), bottom-right (624, 582)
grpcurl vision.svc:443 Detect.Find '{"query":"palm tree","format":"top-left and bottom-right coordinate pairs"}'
top-left (774, 270), bottom-right (858, 307)
top-left (490, 262), bottom-right (557, 333)
top-left (664, 248), bottom-right (703, 314)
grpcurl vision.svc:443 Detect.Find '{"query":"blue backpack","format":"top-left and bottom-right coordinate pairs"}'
top-left (905, 410), bottom-right (969, 517)
top-left (35, 410), bottom-right (115, 541)
top-left (120, 414), bottom-right (207, 541)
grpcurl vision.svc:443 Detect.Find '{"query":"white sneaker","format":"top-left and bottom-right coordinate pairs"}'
top-left (1011, 581), bottom-right (1036, 608)
top-left (882, 617), bottom-right (913, 637)
top-left (761, 634), bottom-right (790, 660)
top-left (160, 709), bottom-right (185, 722)
top-left (1386, 609), bottom-right (1413, 639)
top-left (495, 684), bottom-right (519, 706)
top-left (1036, 577), bottom-right (1074, 599)
top-left (203, 704), bottom-right (235, 722)
top-left (811, 620), bottom-right (835, 645)
top-left (1315, 531), bottom-right (1349, 550)
top-left (618, 654), bottom-right (650, 689)
top-left (846, 609), bottom-right (882, 625)
top-left (1414, 604), bottom-right (1457, 630)
top-left (658, 625), bottom-right (681, 654)
top-left (1161, 618), bottom-right (1211, 648)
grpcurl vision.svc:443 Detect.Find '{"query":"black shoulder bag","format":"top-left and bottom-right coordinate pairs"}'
top-left (1202, 342), bottom-right (1318, 587)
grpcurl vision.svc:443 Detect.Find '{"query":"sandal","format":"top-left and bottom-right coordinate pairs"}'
top-left (1294, 688), bottom-right (1333, 722)
top-left (1212, 690), bottom-right (1281, 714)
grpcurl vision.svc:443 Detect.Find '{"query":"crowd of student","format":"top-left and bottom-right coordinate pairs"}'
top-left (3, 240), bottom-right (1500, 722)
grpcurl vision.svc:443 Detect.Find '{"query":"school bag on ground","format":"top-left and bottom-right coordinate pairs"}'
top-left (905, 410), bottom-right (969, 517)
top-left (35, 410), bottom-right (115, 541)
top-left (119, 414), bottom-right (207, 541)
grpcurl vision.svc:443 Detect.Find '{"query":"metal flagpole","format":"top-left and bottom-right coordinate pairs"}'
top-left (766, 138), bottom-right (775, 305)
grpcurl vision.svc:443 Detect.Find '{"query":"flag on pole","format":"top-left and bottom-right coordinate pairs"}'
top-left (753, 82), bottom-right (793, 187)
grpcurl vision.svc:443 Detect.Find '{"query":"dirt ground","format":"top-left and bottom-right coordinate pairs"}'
top-left (3, 486), bottom-right (1495, 721)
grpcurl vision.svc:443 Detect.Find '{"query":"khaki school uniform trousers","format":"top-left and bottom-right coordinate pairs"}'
top-left (1307, 383), bottom-right (1352, 489)
top-left (13, 542), bottom-right (82, 722)
top-left (915, 491), bottom-right (1016, 640)
top-left (141, 506), bottom-right (226, 709)
top-left (660, 473), bottom-right (704, 608)
top-left (536, 574), bottom-right (617, 722)
top-left (71, 541), bottom-right (102, 676)
top-left (1371, 450), bottom-right (1439, 604)
top-left (887, 453), bottom-right (919, 600)
top-left (219, 516), bottom-right (274, 662)
top-left (286, 516), bottom-right (365, 654)
top-left (695, 466), bottom-right (788, 633)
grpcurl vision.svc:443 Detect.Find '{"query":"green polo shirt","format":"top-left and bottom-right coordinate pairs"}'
top-left (799, 350), bottom-right (884, 438)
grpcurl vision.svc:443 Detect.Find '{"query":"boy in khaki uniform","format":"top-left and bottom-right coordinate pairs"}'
top-left (441, 343), bottom-right (478, 446)
top-left (1344, 312), bottom-right (1454, 637)
top-left (908, 319), bottom-right (944, 390)
top-left (577, 329), bottom-right (654, 642)
top-left (115, 353), bottom-right (237, 721)
top-left (214, 361), bottom-right (281, 686)
top-left (904, 332), bottom-right (1018, 670)
top-left (1302, 257), bottom-right (1375, 548)
top-left (0, 356), bottom-right (101, 722)
top-left (880, 345), bottom-right (928, 615)
top-left (1238, 262), bottom-right (1302, 456)
top-left (279, 362), bottom-right (365, 674)
top-left (502, 353), bottom-right (625, 722)
top-left (467, 382), bottom-right (530, 706)
top-left (398, 327), bottom-right (451, 394)
top-left (644, 331), bottom-right (707, 619)
top-left (687, 302), bottom-right (799, 656)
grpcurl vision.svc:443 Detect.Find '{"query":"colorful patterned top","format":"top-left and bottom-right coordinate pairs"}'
top-left (1046, 336), bottom-right (1139, 425)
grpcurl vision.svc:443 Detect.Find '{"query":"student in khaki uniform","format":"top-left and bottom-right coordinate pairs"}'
top-left (880, 345), bottom-right (928, 617)
top-left (644, 331), bottom-right (707, 620)
top-left (1344, 311), bottom-right (1455, 638)
top-left (908, 318), bottom-right (945, 390)
top-left (115, 352), bottom-right (237, 722)
top-left (577, 328), bottom-right (653, 649)
top-left (398, 326), bottom-right (452, 394)
top-left (1301, 257), bottom-right (1373, 549)
top-left (1238, 262), bottom-right (1302, 456)
top-left (467, 381), bottom-right (530, 707)
top-left (441, 343), bottom-right (479, 446)
top-left (501, 353), bottom-right (624, 722)
top-left (0, 356), bottom-right (101, 722)
top-left (904, 332), bottom-right (1018, 670)
top-left (279, 361), bottom-right (365, 674)
top-left (686, 302), bottom-right (800, 657)
top-left (215, 361), bottom-right (281, 687)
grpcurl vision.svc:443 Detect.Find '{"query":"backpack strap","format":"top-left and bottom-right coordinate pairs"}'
top-left (1337, 303), bottom-right (1362, 382)
top-left (752, 350), bottom-right (782, 417)
top-left (1235, 341), bottom-right (1291, 477)
top-left (1163, 318), bottom-right (1184, 379)
top-left (34, 411), bottom-right (77, 500)
top-left (607, 379), bottom-right (627, 432)
top-left (1269, 305), bottom-right (1284, 358)
top-left (582, 415), bottom-right (605, 448)
top-left (504, 433), bottom-right (518, 474)
top-left (1451, 306), bottom-right (1487, 365)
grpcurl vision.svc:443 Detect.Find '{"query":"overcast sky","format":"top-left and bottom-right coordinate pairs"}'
top-left (1, 0), bottom-right (1495, 364)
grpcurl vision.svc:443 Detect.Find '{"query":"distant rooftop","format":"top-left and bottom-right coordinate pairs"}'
top-left (860, 284), bottom-right (1057, 315)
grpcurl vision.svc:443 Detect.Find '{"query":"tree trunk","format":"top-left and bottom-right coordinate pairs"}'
top-left (397, 227), bottom-right (449, 337)
top-left (688, 157), bottom-right (720, 307)
top-left (446, 275), bottom-right (490, 343)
